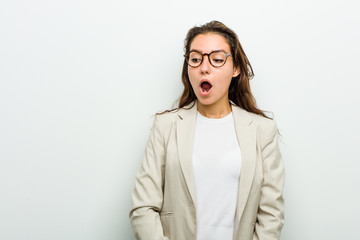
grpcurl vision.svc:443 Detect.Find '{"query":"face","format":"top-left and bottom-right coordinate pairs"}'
top-left (187, 33), bottom-right (240, 107)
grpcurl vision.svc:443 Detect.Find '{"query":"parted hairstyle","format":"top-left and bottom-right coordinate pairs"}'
top-left (156, 20), bottom-right (272, 120)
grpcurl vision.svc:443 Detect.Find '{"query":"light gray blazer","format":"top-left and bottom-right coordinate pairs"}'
top-left (129, 100), bottom-right (285, 240)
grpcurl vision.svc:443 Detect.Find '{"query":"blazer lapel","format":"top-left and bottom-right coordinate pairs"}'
top-left (176, 101), bottom-right (198, 205)
top-left (176, 100), bottom-right (257, 221)
top-left (231, 103), bottom-right (257, 221)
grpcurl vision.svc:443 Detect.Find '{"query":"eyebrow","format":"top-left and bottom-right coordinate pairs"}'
top-left (190, 48), bottom-right (228, 53)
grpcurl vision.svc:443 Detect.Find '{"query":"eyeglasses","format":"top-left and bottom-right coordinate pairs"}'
top-left (184, 50), bottom-right (232, 68)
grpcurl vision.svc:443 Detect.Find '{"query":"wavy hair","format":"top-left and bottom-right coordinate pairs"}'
top-left (156, 20), bottom-right (273, 120)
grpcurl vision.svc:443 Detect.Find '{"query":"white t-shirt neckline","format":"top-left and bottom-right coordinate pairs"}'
top-left (196, 110), bottom-right (233, 123)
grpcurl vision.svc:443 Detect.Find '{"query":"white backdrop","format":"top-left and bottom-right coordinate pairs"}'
top-left (1, 0), bottom-right (359, 239)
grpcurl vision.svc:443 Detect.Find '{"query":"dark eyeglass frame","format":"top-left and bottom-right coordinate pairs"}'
top-left (184, 49), bottom-right (232, 68)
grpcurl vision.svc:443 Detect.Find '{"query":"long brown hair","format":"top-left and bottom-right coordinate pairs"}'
top-left (156, 20), bottom-right (273, 120)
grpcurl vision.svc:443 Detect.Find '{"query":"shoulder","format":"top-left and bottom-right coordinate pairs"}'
top-left (232, 103), bottom-right (277, 137)
top-left (151, 108), bottom-right (187, 144)
top-left (232, 104), bottom-right (278, 145)
top-left (253, 114), bottom-right (277, 135)
top-left (248, 112), bottom-right (278, 149)
top-left (154, 109), bottom-right (181, 127)
top-left (151, 107), bottom-right (186, 137)
top-left (154, 101), bottom-right (196, 127)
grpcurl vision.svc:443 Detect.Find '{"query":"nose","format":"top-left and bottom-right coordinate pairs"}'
top-left (199, 55), bottom-right (211, 74)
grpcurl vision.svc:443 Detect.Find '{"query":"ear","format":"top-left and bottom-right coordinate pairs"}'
top-left (232, 66), bottom-right (240, 78)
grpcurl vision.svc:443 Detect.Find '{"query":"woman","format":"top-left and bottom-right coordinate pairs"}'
top-left (129, 20), bottom-right (285, 240)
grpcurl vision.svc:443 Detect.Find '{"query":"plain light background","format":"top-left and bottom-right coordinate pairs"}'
top-left (1, 0), bottom-right (359, 239)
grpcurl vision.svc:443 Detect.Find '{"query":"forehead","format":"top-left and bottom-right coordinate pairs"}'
top-left (190, 33), bottom-right (231, 53)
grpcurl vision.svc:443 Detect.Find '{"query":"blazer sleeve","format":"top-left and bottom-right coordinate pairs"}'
top-left (129, 115), bottom-right (169, 240)
top-left (253, 120), bottom-right (285, 240)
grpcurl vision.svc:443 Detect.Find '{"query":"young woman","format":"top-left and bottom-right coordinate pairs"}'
top-left (129, 21), bottom-right (285, 240)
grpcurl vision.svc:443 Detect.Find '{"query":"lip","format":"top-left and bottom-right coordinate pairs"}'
top-left (200, 79), bottom-right (212, 86)
top-left (199, 79), bottom-right (212, 97)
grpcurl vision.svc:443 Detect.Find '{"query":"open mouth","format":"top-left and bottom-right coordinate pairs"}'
top-left (200, 81), bottom-right (212, 92)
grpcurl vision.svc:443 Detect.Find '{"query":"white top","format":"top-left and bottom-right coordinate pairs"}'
top-left (192, 110), bottom-right (242, 240)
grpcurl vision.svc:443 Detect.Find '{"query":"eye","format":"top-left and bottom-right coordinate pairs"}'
top-left (213, 58), bottom-right (225, 63)
top-left (190, 58), bottom-right (201, 63)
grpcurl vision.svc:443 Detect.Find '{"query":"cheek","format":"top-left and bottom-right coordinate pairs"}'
top-left (223, 68), bottom-right (234, 84)
top-left (220, 79), bottom-right (232, 92)
top-left (224, 66), bottom-right (236, 79)
top-left (213, 70), bottom-right (233, 92)
top-left (215, 68), bottom-right (234, 83)
top-left (188, 69), bottom-right (198, 88)
top-left (188, 68), bottom-right (196, 79)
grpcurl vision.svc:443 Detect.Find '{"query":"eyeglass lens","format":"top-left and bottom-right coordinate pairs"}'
top-left (188, 51), bottom-right (227, 67)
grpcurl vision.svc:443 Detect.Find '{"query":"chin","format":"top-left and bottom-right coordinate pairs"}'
top-left (196, 98), bottom-right (216, 106)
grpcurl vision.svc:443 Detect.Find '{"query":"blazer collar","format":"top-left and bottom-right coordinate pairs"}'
top-left (177, 99), bottom-right (254, 125)
top-left (176, 99), bottom-right (257, 222)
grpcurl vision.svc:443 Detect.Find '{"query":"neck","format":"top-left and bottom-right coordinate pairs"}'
top-left (196, 98), bottom-right (232, 119)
